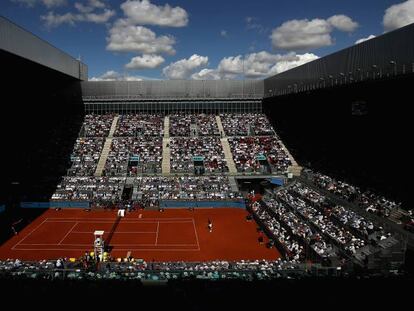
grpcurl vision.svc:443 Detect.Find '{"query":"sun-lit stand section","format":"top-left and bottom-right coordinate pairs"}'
top-left (94, 115), bottom-right (119, 176)
top-left (162, 115), bottom-right (171, 175)
top-left (278, 140), bottom-right (302, 176)
top-left (216, 116), bottom-right (238, 175)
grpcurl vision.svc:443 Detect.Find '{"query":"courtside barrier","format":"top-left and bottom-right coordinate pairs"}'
top-left (21, 201), bottom-right (90, 208)
top-left (160, 200), bottom-right (246, 209)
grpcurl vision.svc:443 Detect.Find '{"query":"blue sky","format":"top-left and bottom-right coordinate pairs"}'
top-left (1, 0), bottom-right (413, 80)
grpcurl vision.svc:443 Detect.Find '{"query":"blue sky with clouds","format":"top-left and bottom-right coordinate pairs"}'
top-left (1, 0), bottom-right (413, 80)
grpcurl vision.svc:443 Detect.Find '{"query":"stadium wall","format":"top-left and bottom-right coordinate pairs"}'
top-left (81, 80), bottom-right (264, 99)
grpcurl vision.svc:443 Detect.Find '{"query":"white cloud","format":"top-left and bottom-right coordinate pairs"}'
top-left (43, 0), bottom-right (66, 8)
top-left (245, 52), bottom-right (299, 78)
top-left (41, 9), bottom-right (115, 27)
top-left (41, 1), bottom-right (115, 28)
top-left (218, 55), bottom-right (243, 76)
top-left (191, 69), bottom-right (221, 80)
top-left (122, 76), bottom-right (144, 81)
top-left (12, 0), bottom-right (66, 7)
top-left (74, 3), bottom-right (93, 13)
top-left (245, 16), bottom-right (267, 34)
top-left (271, 19), bottom-right (333, 50)
top-left (220, 30), bottom-right (228, 37)
top-left (90, 70), bottom-right (121, 81)
top-left (106, 1), bottom-right (185, 55)
top-left (383, 0), bottom-right (414, 31)
top-left (271, 15), bottom-right (358, 50)
top-left (106, 20), bottom-right (176, 55)
top-left (12, 0), bottom-right (37, 6)
top-left (74, 1), bottom-right (106, 13)
top-left (191, 51), bottom-right (319, 80)
top-left (163, 54), bottom-right (209, 79)
top-left (125, 54), bottom-right (165, 69)
top-left (120, 0), bottom-right (188, 27)
top-left (327, 15), bottom-right (359, 32)
top-left (41, 11), bottom-right (76, 27)
top-left (268, 53), bottom-right (319, 75)
top-left (89, 70), bottom-right (148, 81)
top-left (217, 51), bottom-right (319, 78)
top-left (83, 9), bottom-right (115, 23)
top-left (355, 35), bottom-right (376, 44)
top-left (88, 0), bottom-right (105, 9)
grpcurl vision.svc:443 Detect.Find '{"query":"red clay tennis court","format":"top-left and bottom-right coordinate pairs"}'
top-left (0, 208), bottom-right (280, 261)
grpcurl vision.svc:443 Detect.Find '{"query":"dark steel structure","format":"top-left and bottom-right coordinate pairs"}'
top-left (264, 23), bottom-right (414, 97)
top-left (0, 16), bottom-right (86, 205)
top-left (0, 16), bottom-right (87, 80)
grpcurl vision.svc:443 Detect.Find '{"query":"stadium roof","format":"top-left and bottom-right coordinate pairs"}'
top-left (0, 16), bottom-right (87, 81)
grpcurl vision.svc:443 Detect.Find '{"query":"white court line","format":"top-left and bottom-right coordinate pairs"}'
top-left (155, 221), bottom-right (159, 246)
top-left (12, 248), bottom-right (200, 252)
top-left (12, 219), bottom-right (48, 250)
top-left (58, 222), bottom-right (78, 245)
top-left (114, 244), bottom-right (197, 246)
top-left (44, 220), bottom-right (193, 224)
top-left (113, 249), bottom-right (200, 251)
top-left (45, 217), bottom-right (194, 221)
top-left (192, 218), bottom-right (200, 251)
top-left (47, 219), bottom-right (192, 224)
top-left (17, 243), bottom-right (198, 246)
top-left (70, 231), bottom-right (157, 234)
